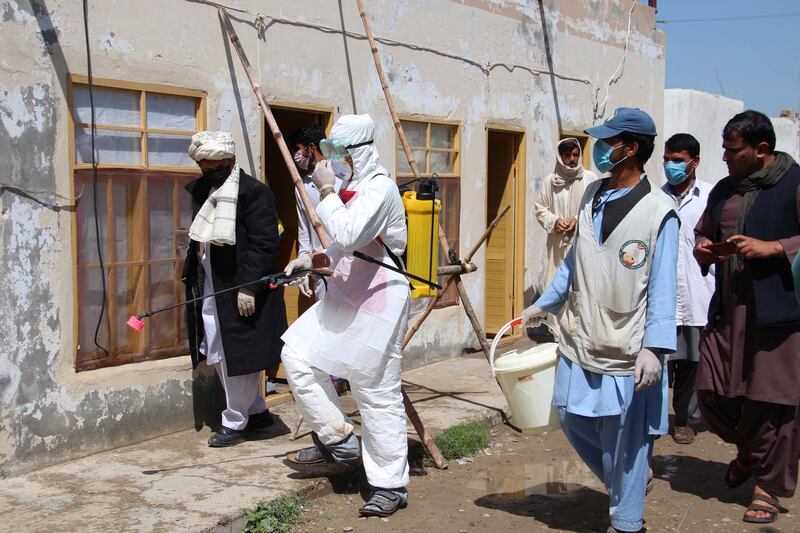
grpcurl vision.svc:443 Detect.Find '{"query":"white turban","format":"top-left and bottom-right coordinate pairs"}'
top-left (188, 131), bottom-right (236, 161)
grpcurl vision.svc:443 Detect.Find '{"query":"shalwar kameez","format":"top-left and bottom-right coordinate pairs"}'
top-left (535, 174), bottom-right (678, 532)
top-left (281, 115), bottom-right (411, 512)
top-left (695, 152), bottom-right (800, 502)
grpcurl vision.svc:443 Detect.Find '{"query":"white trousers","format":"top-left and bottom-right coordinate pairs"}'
top-left (213, 356), bottom-right (267, 431)
top-left (282, 346), bottom-right (409, 489)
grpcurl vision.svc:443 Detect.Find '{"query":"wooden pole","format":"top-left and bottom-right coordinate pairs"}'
top-left (217, 7), bottom-right (330, 249)
top-left (437, 263), bottom-right (477, 276)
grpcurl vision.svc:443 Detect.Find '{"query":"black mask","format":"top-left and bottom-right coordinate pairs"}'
top-left (201, 165), bottom-right (233, 187)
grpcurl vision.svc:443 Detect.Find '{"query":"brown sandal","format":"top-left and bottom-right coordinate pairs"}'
top-left (742, 493), bottom-right (787, 524)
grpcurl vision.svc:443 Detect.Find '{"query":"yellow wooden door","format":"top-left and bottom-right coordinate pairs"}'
top-left (485, 131), bottom-right (518, 335)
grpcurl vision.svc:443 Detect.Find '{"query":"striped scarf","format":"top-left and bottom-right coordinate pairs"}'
top-left (189, 164), bottom-right (240, 245)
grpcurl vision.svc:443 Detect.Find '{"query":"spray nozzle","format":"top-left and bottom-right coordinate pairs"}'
top-left (127, 315), bottom-right (146, 332)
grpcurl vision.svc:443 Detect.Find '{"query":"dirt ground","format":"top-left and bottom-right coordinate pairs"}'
top-left (292, 422), bottom-right (799, 533)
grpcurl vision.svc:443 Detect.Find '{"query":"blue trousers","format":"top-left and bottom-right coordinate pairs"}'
top-left (558, 402), bottom-right (653, 532)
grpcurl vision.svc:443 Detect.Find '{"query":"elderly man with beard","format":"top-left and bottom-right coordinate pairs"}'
top-left (183, 131), bottom-right (287, 448)
top-left (281, 114), bottom-right (410, 518)
top-left (694, 110), bottom-right (800, 525)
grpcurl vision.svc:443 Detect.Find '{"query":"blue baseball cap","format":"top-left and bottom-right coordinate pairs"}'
top-left (585, 107), bottom-right (657, 139)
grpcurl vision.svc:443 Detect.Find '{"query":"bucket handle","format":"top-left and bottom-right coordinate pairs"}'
top-left (489, 317), bottom-right (523, 378)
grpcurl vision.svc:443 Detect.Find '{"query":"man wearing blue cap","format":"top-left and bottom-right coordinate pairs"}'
top-left (523, 108), bottom-right (679, 532)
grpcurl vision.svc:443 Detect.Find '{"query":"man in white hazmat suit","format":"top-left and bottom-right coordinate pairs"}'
top-left (281, 114), bottom-right (410, 517)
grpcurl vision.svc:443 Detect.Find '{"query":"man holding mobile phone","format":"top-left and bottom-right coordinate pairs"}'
top-left (694, 110), bottom-right (800, 525)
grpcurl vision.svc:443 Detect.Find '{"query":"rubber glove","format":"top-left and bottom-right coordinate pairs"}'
top-left (284, 254), bottom-right (313, 298)
top-left (312, 159), bottom-right (336, 190)
top-left (521, 304), bottom-right (546, 327)
top-left (237, 288), bottom-right (256, 317)
top-left (634, 348), bottom-right (662, 391)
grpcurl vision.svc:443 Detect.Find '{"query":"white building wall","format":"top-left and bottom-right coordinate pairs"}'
top-left (0, 0), bottom-right (665, 475)
top-left (663, 89), bottom-right (744, 185)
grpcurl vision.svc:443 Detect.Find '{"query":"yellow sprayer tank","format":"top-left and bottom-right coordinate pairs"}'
top-left (402, 190), bottom-right (441, 298)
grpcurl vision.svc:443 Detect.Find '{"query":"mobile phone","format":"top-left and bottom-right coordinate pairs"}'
top-left (706, 241), bottom-right (738, 256)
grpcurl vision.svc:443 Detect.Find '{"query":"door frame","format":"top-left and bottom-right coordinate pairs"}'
top-left (485, 125), bottom-right (526, 339)
top-left (259, 102), bottom-right (334, 405)
top-left (259, 100), bottom-right (335, 181)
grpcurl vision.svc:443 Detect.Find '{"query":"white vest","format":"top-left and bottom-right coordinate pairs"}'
top-left (557, 180), bottom-right (675, 375)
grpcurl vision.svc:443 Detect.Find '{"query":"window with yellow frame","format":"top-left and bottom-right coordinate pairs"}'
top-left (395, 119), bottom-right (461, 307)
top-left (69, 76), bottom-right (206, 371)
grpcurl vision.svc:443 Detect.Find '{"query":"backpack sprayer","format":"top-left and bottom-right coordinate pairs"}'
top-left (401, 177), bottom-right (442, 298)
top-left (126, 254), bottom-right (333, 332)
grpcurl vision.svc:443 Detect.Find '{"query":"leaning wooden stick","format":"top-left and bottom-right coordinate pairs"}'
top-left (218, 7), bottom-right (330, 249)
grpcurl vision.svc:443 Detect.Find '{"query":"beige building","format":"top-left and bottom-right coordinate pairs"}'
top-left (0, 0), bottom-right (665, 476)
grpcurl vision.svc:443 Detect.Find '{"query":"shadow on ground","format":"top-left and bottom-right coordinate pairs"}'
top-left (475, 484), bottom-right (609, 532)
top-left (652, 453), bottom-right (747, 505)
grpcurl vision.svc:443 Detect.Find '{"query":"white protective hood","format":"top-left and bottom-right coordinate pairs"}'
top-left (329, 114), bottom-right (388, 188)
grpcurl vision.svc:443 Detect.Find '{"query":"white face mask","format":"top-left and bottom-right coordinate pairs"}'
top-left (331, 159), bottom-right (352, 181)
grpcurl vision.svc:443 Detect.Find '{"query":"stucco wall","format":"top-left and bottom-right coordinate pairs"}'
top-left (663, 89), bottom-right (744, 185)
top-left (0, 0), bottom-right (664, 476)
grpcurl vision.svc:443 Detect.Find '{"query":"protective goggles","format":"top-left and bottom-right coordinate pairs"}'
top-left (319, 138), bottom-right (374, 160)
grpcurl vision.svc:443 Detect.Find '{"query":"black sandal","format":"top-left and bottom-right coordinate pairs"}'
top-left (742, 493), bottom-right (787, 524)
top-left (724, 458), bottom-right (751, 488)
top-left (359, 488), bottom-right (408, 517)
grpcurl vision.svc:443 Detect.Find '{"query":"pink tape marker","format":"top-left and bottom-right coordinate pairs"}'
top-left (510, 317), bottom-right (523, 328)
top-left (127, 315), bottom-right (145, 332)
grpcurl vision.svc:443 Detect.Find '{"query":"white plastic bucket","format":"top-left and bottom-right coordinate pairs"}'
top-left (490, 317), bottom-right (560, 434)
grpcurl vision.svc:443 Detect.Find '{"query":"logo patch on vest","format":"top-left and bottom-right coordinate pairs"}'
top-left (619, 240), bottom-right (649, 270)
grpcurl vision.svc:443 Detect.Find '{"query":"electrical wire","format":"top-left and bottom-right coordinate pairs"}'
top-left (82, 0), bottom-right (110, 357)
top-left (188, 0), bottom-right (600, 107)
top-left (594, 0), bottom-right (636, 122)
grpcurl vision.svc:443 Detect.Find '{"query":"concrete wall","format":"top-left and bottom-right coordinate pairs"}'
top-left (772, 115), bottom-right (800, 162)
top-left (664, 89), bottom-right (800, 186)
top-left (0, 0), bottom-right (664, 476)
top-left (663, 89), bottom-right (744, 185)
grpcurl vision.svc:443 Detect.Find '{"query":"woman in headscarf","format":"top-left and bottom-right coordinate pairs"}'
top-left (281, 114), bottom-right (410, 517)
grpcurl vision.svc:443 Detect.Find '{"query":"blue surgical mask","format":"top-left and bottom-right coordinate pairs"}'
top-left (592, 140), bottom-right (627, 173)
top-left (663, 160), bottom-right (691, 185)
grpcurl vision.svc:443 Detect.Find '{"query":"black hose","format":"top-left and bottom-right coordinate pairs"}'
top-left (83, 0), bottom-right (109, 357)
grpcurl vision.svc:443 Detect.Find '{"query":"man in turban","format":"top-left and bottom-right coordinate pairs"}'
top-left (183, 131), bottom-right (287, 447)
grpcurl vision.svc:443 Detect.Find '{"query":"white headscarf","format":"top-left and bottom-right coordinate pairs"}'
top-left (188, 131), bottom-right (236, 162)
top-left (552, 137), bottom-right (584, 187)
top-left (329, 114), bottom-right (387, 189)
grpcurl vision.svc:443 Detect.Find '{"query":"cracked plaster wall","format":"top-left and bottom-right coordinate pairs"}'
top-left (0, 0), bottom-right (664, 475)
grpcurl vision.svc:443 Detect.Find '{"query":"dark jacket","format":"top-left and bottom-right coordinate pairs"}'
top-left (182, 172), bottom-right (287, 376)
top-left (707, 162), bottom-right (800, 327)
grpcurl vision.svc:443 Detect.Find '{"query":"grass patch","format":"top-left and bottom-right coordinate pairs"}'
top-left (409, 422), bottom-right (493, 467)
top-left (434, 421), bottom-right (492, 461)
top-left (242, 495), bottom-right (306, 533)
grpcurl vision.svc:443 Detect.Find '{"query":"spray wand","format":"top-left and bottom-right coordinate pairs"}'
top-left (126, 267), bottom-right (332, 332)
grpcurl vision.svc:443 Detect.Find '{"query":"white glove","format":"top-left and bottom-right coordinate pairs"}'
top-left (521, 304), bottom-right (546, 326)
top-left (311, 159), bottom-right (336, 189)
top-left (284, 254), bottom-right (313, 298)
top-left (634, 348), bottom-right (662, 391)
top-left (237, 288), bottom-right (256, 317)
